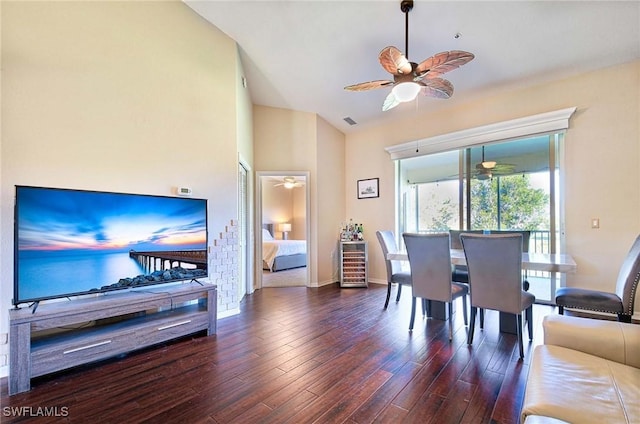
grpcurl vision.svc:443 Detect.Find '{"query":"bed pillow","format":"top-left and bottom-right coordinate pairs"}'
top-left (262, 228), bottom-right (274, 240)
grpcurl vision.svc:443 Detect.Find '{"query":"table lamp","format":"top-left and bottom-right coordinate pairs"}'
top-left (278, 223), bottom-right (292, 240)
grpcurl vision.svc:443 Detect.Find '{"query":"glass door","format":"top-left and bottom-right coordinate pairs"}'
top-left (399, 134), bottom-right (563, 303)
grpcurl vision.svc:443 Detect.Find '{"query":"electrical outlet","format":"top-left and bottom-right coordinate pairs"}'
top-left (0, 333), bottom-right (7, 344)
top-left (591, 218), bottom-right (600, 229)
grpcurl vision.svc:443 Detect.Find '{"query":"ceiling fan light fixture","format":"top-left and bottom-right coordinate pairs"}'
top-left (344, 0), bottom-right (474, 112)
top-left (392, 82), bottom-right (421, 102)
top-left (283, 181), bottom-right (295, 189)
top-left (481, 160), bottom-right (497, 169)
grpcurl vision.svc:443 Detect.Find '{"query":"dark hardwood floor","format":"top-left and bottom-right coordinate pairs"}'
top-left (2, 284), bottom-right (560, 423)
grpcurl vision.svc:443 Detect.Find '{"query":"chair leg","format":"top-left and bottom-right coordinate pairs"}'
top-left (526, 306), bottom-right (534, 341)
top-left (424, 299), bottom-right (432, 318)
top-left (409, 297), bottom-right (417, 331)
top-left (384, 282), bottom-right (392, 309)
top-left (558, 305), bottom-right (564, 315)
top-left (467, 307), bottom-right (477, 344)
top-left (517, 313), bottom-right (524, 359)
top-left (396, 284), bottom-right (402, 302)
top-left (448, 301), bottom-right (453, 341)
top-left (461, 295), bottom-right (468, 326)
top-left (479, 308), bottom-right (485, 329)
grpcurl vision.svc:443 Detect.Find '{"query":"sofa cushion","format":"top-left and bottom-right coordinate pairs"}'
top-left (542, 314), bottom-right (640, 369)
top-left (522, 344), bottom-right (640, 424)
top-left (523, 417), bottom-right (569, 424)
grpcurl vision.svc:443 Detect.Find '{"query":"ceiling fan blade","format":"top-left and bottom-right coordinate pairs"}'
top-left (379, 46), bottom-right (412, 76)
top-left (382, 91), bottom-right (401, 111)
top-left (344, 80), bottom-right (394, 91)
top-left (414, 50), bottom-right (475, 79)
top-left (474, 165), bottom-right (516, 176)
top-left (494, 164), bottom-right (516, 171)
top-left (419, 78), bottom-right (454, 99)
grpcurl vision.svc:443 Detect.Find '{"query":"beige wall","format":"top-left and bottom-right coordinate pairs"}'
top-left (1, 1), bottom-right (250, 376)
top-left (346, 61), bottom-right (640, 317)
top-left (253, 106), bottom-right (346, 286)
top-left (316, 116), bottom-right (346, 285)
top-left (254, 106), bottom-right (318, 285)
top-left (291, 186), bottom-right (307, 241)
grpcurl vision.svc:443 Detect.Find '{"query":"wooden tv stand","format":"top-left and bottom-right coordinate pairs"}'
top-left (8, 281), bottom-right (216, 395)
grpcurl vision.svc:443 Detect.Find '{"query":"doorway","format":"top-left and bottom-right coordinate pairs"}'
top-left (238, 161), bottom-right (252, 297)
top-left (256, 171), bottom-right (310, 288)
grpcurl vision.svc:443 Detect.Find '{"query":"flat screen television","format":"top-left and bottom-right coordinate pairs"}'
top-left (13, 185), bottom-right (208, 307)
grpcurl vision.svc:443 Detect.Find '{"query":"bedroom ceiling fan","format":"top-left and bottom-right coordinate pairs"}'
top-left (473, 146), bottom-right (515, 180)
top-left (344, 0), bottom-right (475, 111)
top-left (274, 176), bottom-right (305, 189)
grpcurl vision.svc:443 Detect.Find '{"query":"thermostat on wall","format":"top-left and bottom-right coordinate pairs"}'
top-left (177, 187), bottom-right (192, 196)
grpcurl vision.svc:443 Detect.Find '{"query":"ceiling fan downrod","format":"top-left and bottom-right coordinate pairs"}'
top-left (400, 0), bottom-right (414, 60)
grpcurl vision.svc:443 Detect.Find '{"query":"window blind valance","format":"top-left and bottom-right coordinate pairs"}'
top-left (384, 107), bottom-right (576, 160)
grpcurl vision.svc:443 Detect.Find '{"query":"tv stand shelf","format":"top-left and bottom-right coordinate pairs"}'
top-left (9, 282), bottom-right (216, 395)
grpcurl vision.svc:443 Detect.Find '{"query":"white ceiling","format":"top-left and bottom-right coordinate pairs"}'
top-left (185, 1), bottom-right (639, 134)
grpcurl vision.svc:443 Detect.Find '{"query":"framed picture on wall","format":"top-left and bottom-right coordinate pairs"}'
top-left (357, 178), bottom-right (379, 199)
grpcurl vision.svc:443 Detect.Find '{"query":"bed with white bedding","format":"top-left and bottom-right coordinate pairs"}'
top-left (262, 226), bottom-right (307, 272)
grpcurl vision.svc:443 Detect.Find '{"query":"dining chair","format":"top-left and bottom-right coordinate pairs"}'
top-left (376, 230), bottom-right (412, 309)
top-left (460, 233), bottom-right (535, 359)
top-left (451, 230), bottom-right (531, 328)
top-left (403, 233), bottom-right (469, 340)
top-left (555, 234), bottom-right (640, 323)
top-left (492, 230), bottom-right (532, 290)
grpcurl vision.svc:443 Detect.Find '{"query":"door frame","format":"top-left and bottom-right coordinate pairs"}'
top-left (238, 158), bottom-right (253, 297)
top-left (255, 170), bottom-right (310, 289)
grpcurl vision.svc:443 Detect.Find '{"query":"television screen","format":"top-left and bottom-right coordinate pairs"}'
top-left (13, 186), bottom-right (208, 306)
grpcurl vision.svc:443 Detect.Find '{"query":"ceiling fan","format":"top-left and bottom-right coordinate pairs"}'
top-left (274, 176), bottom-right (305, 189)
top-left (474, 146), bottom-right (515, 180)
top-left (344, 0), bottom-right (474, 111)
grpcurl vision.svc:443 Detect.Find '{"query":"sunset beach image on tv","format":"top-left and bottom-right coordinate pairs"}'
top-left (13, 186), bottom-right (208, 305)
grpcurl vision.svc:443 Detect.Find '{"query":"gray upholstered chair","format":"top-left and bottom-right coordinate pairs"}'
top-left (376, 230), bottom-right (412, 309)
top-left (451, 229), bottom-right (531, 328)
top-left (555, 234), bottom-right (640, 323)
top-left (461, 233), bottom-right (535, 359)
top-left (403, 233), bottom-right (469, 339)
top-left (449, 229), bottom-right (483, 286)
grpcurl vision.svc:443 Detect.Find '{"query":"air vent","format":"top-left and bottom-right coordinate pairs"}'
top-left (343, 117), bottom-right (357, 126)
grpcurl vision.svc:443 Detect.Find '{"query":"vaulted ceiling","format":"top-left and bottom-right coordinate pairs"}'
top-left (185, 1), bottom-right (639, 134)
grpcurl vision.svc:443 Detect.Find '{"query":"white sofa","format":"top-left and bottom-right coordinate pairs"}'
top-left (521, 314), bottom-right (640, 424)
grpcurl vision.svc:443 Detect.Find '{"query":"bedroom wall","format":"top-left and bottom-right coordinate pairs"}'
top-left (262, 184), bottom-right (293, 239)
top-left (291, 187), bottom-right (306, 240)
top-left (345, 60), bottom-right (640, 318)
top-left (0, 1), bottom-right (247, 377)
top-left (261, 182), bottom-right (306, 241)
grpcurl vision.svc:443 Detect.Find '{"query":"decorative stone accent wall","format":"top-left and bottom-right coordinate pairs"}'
top-left (209, 219), bottom-right (239, 313)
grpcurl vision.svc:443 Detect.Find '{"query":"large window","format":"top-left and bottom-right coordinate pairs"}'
top-left (398, 134), bottom-right (562, 303)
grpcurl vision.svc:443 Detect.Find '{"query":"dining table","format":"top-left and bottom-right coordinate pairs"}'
top-left (387, 249), bottom-right (577, 273)
top-left (387, 249), bottom-right (577, 334)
